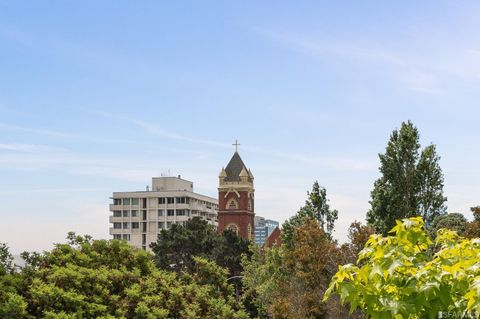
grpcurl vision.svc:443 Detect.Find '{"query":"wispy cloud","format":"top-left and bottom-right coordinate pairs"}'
top-left (131, 119), bottom-right (231, 148)
top-left (0, 187), bottom-right (108, 194)
top-left (0, 150), bottom-right (164, 182)
top-left (254, 27), bottom-right (405, 66)
top-left (0, 123), bottom-right (132, 144)
top-left (93, 110), bottom-right (376, 172)
top-left (403, 71), bottom-right (445, 95)
top-left (0, 143), bottom-right (54, 152)
top-left (253, 27), bottom-right (449, 95)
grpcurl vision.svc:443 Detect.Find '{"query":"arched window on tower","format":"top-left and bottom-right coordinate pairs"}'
top-left (248, 199), bottom-right (252, 211)
top-left (226, 223), bottom-right (239, 235)
top-left (247, 223), bottom-right (252, 240)
top-left (227, 198), bottom-right (238, 209)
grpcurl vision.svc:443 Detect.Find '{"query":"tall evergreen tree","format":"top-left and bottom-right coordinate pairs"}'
top-left (417, 144), bottom-right (447, 224)
top-left (282, 181), bottom-right (338, 246)
top-left (367, 121), bottom-right (447, 234)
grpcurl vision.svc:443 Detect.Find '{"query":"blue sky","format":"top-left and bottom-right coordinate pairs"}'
top-left (1, 1), bottom-right (480, 253)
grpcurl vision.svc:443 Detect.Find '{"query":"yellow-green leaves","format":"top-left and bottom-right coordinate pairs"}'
top-left (324, 217), bottom-right (480, 319)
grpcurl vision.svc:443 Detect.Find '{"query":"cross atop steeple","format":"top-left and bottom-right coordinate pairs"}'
top-left (232, 139), bottom-right (240, 152)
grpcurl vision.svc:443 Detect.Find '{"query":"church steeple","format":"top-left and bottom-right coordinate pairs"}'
top-left (217, 144), bottom-right (255, 240)
top-left (220, 151), bottom-right (253, 183)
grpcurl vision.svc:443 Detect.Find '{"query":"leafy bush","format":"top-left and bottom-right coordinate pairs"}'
top-left (324, 217), bottom-right (480, 318)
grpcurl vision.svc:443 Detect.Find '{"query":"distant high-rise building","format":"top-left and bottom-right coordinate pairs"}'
top-left (109, 176), bottom-right (218, 251)
top-left (254, 216), bottom-right (279, 245)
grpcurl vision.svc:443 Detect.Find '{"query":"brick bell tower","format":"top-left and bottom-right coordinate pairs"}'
top-left (217, 142), bottom-right (254, 240)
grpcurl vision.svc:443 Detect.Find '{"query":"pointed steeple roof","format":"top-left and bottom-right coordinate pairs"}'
top-left (224, 152), bottom-right (253, 182)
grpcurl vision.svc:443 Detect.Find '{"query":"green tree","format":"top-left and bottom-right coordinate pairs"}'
top-left (214, 229), bottom-right (250, 276)
top-left (17, 233), bottom-right (247, 318)
top-left (0, 242), bottom-right (15, 275)
top-left (242, 219), bottom-right (354, 319)
top-left (151, 216), bottom-right (250, 277)
top-left (431, 212), bottom-right (468, 236)
top-left (417, 144), bottom-right (447, 224)
top-left (151, 217), bottom-right (218, 272)
top-left (324, 217), bottom-right (480, 318)
top-left (0, 243), bottom-right (28, 318)
top-left (367, 121), bottom-right (447, 234)
top-left (241, 244), bottom-right (286, 318)
top-left (282, 181), bottom-right (338, 246)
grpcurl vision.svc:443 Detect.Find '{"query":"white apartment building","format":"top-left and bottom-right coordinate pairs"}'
top-left (109, 176), bottom-right (218, 250)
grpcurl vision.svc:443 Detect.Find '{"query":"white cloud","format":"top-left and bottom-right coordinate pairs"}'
top-left (0, 143), bottom-right (54, 152)
top-left (0, 123), bottom-right (131, 144)
top-left (93, 110), bottom-right (376, 172)
top-left (403, 71), bottom-right (445, 95)
top-left (252, 27), bottom-right (480, 95)
top-left (131, 119), bottom-right (231, 148)
top-left (254, 28), bottom-right (405, 66)
top-left (0, 188), bottom-right (108, 194)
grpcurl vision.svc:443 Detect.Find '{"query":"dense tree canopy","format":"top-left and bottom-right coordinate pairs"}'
top-left (242, 219), bottom-right (357, 319)
top-left (367, 121), bottom-right (447, 234)
top-left (1, 233), bottom-right (248, 319)
top-left (150, 217), bottom-right (250, 277)
top-left (150, 217), bottom-right (218, 273)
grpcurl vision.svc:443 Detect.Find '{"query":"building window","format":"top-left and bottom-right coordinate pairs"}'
top-left (227, 198), bottom-right (238, 209)
top-left (186, 197), bottom-right (190, 204)
top-left (142, 234), bottom-right (146, 245)
top-left (132, 222), bottom-right (139, 229)
top-left (142, 210), bottom-right (147, 220)
top-left (113, 199), bottom-right (121, 205)
top-left (167, 209), bottom-right (174, 216)
top-left (226, 223), bottom-right (239, 235)
top-left (167, 197), bottom-right (174, 204)
top-left (131, 198), bottom-right (139, 205)
top-left (113, 223), bottom-right (121, 229)
top-left (176, 209), bottom-right (186, 216)
top-left (123, 234), bottom-right (130, 241)
top-left (123, 222), bottom-right (130, 229)
top-left (185, 209), bottom-right (190, 217)
top-left (158, 222), bottom-right (165, 230)
top-left (113, 211), bottom-right (122, 217)
top-left (123, 198), bottom-right (130, 205)
top-left (159, 198), bottom-right (165, 204)
top-left (158, 209), bottom-right (164, 217)
top-left (176, 197), bottom-right (186, 204)
top-left (166, 221), bottom-right (173, 229)
top-left (131, 210), bottom-right (138, 217)
top-left (113, 234), bottom-right (121, 240)
top-left (123, 210), bottom-right (129, 217)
